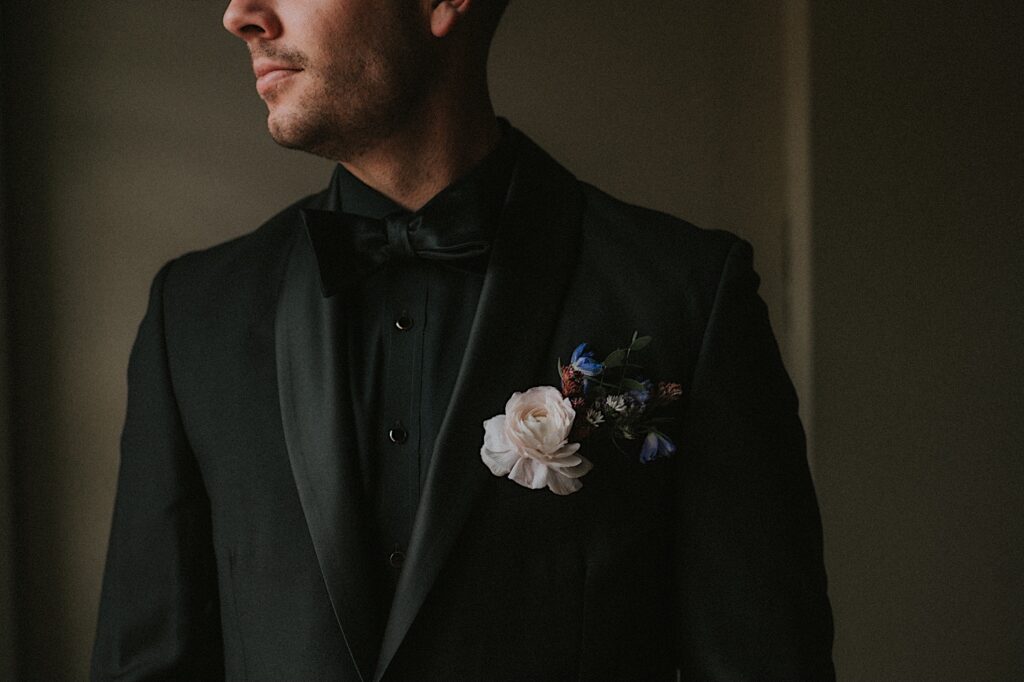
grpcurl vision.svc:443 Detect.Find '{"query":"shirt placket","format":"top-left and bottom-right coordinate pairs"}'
top-left (379, 251), bottom-right (428, 577)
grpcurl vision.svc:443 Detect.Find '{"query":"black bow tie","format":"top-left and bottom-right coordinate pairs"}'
top-left (302, 208), bottom-right (493, 297)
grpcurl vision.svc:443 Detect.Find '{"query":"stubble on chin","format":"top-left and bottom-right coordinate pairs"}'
top-left (265, 84), bottom-right (355, 159)
top-left (267, 63), bottom-right (428, 163)
top-left (266, 77), bottom-right (387, 162)
top-left (264, 33), bottom-right (433, 162)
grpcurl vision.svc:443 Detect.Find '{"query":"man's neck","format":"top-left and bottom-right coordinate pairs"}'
top-left (338, 99), bottom-right (502, 213)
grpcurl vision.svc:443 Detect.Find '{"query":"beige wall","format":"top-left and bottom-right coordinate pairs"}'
top-left (4, 0), bottom-right (1018, 680)
top-left (809, 3), bottom-right (1023, 678)
top-left (1, 111), bottom-right (17, 682)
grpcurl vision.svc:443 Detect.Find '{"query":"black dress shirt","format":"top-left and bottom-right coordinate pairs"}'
top-left (328, 119), bottom-right (518, 612)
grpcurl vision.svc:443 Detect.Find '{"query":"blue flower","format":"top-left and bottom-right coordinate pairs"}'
top-left (639, 431), bottom-right (676, 463)
top-left (570, 343), bottom-right (604, 377)
top-left (628, 378), bottom-right (654, 405)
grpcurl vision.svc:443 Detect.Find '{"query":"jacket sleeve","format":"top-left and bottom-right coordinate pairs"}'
top-left (91, 260), bottom-right (224, 680)
top-left (674, 238), bottom-right (835, 680)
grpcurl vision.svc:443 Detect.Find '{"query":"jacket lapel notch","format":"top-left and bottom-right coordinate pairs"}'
top-left (373, 131), bottom-right (586, 680)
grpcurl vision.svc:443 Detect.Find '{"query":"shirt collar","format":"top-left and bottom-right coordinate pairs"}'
top-left (327, 117), bottom-right (518, 239)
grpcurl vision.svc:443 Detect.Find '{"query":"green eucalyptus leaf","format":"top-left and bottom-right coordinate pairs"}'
top-left (603, 348), bottom-right (626, 368)
top-left (630, 335), bottom-right (652, 351)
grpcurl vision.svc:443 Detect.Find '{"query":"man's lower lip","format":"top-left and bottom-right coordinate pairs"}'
top-left (256, 70), bottom-right (301, 97)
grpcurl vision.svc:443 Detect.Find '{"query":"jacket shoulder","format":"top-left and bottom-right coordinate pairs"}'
top-left (170, 191), bottom-right (321, 284)
top-left (160, 190), bottom-right (322, 311)
top-left (577, 180), bottom-right (745, 285)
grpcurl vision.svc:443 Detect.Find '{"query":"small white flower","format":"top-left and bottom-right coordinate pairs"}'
top-left (480, 386), bottom-right (593, 495)
top-left (604, 393), bottom-right (629, 414)
top-left (586, 408), bottom-right (605, 427)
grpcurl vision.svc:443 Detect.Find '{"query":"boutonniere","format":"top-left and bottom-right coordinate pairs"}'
top-left (480, 332), bottom-right (682, 495)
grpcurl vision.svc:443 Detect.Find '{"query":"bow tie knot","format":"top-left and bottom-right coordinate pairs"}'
top-left (384, 213), bottom-right (420, 261)
top-left (302, 208), bottom-right (492, 297)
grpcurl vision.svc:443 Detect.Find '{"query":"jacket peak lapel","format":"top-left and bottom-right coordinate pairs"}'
top-left (373, 129), bottom-right (586, 680)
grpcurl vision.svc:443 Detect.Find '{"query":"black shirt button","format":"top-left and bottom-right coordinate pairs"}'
top-left (388, 550), bottom-right (406, 568)
top-left (395, 314), bottom-right (414, 331)
top-left (388, 422), bottom-right (408, 444)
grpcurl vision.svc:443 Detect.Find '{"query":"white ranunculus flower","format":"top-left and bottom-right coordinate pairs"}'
top-left (480, 385), bottom-right (593, 495)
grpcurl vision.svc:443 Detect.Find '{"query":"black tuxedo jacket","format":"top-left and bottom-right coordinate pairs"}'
top-left (92, 127), bottom-right (834, 681)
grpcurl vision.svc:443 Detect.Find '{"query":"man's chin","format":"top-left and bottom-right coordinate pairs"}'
top-left (265, 108), bottom-right (309, 150)
top-left (266, 109), bottom-right (340, 159)
top-left (263, 102), bottom-right (380, 161)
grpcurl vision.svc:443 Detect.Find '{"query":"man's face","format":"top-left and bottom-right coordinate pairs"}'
top-left (223, 0), bottom-right (438, 161)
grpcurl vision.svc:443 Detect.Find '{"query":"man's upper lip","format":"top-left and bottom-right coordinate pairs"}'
top-left (253, 60), bottom-right (302, 78)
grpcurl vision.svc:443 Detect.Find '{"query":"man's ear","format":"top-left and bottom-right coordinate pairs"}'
top-left (430, 0), bottom-right (472, 38)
